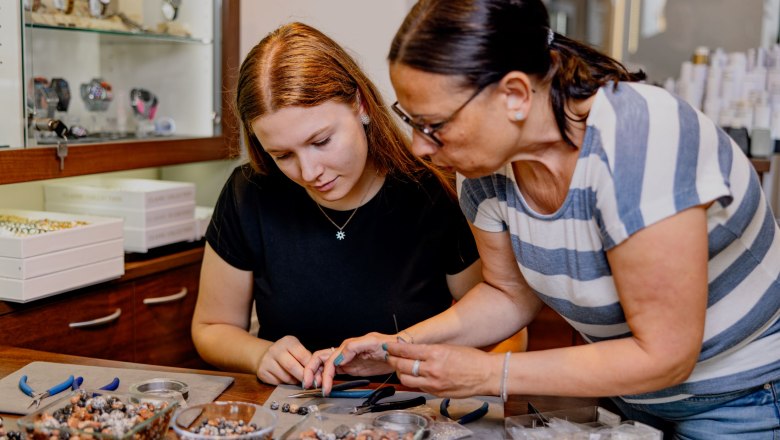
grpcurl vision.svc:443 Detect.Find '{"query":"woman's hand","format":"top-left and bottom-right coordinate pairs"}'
top-left (303, 332), bottom-right (396, 393)
top-left (385, 342), bottom-right (501, 398)
top-left (256, 335), bottom-right (312, 385)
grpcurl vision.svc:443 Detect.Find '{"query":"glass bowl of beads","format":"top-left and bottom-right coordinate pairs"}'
top-left (17, 388), bottom-right (178, 440)
top-left (171, 402), bottom-right (277, 440)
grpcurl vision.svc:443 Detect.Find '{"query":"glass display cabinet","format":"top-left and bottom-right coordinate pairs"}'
top-left (0, 0), bottom-right (239, 183)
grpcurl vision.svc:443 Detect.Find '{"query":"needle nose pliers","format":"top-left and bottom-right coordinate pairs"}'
top-left (71, 376), bottom-right (120, 391)
top-left (19, 375), bottom-right (74, 408)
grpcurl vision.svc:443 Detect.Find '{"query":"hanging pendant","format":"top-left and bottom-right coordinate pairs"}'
top-left (336, 230), bottom-right (346, 240)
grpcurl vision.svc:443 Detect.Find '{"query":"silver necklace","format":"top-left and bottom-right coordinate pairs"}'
top-left (315, 174), bottom-right (377, 240)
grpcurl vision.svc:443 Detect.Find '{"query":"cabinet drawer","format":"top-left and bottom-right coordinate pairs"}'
top-left (134, 264), bottom-right (202, 367)
top-left (0, 284), bottom-right (134, 361)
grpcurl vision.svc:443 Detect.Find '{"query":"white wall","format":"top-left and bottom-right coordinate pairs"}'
top-left (239, 0), bottom-right (410, 104)
top-left (163, 0), bottom-right (412, 206)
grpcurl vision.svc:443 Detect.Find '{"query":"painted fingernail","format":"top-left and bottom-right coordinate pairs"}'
top-left (334, 353), bottom-right (344, 366)
top-left (382, 343), bottom-right (388, 351)
top-left (384, 352), bottom-right (389, 361)
top-left (313, 378), bottom-right (318, 389)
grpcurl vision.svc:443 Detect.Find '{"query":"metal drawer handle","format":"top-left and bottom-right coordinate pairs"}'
top-left (69, 308), bottom-right (122, 328)
top-left (143, 287), bottom-right (188, 305)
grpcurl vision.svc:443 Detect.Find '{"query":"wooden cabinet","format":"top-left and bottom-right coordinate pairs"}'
top-left (134, 264), bottom-right (205, 368)
top-left (0, 283), bottom-right (135, 362)
top-left (0, 246), bottom-right (211, 368)
top-left (526, 305), bottom-right (586, 351)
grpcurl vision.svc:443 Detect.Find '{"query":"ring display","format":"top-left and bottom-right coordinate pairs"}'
top-left (51, 78), bottom-right (71, 112)
top-left (80, 78), bottom-right (113, 112)
top-left (130, 88), bottom-right (159, 120)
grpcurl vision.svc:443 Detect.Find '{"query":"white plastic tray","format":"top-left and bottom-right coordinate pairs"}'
top-left (0, 257), bottom-right (124, 303)
top-left (45, 201), bottom-right (195, 229)
top-left (0, 209), bottom-right (123, 258)
top-left (44, 178), bottom-right (195, 210)
top-left (124, 219), bottom-right (196, 253)
top-left (0, 238), bottom-right (123, 279)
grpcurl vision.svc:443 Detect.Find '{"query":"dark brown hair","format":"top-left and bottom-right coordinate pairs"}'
top-left (389, 0), bottom-right (646, 146)
top-left (236, 22), bottom-right (452, 192)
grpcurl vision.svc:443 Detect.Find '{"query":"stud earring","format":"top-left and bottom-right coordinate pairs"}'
top-left (513, 111), bottom-right (525, 121)
top-left (360, 114), bottom-right (370, 125)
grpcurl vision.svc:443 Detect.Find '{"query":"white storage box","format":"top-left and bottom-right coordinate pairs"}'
top-left (0, 257), bottom-right (124, 303)
top-left (45, 201), bottom-right (195, 229)
top-left (124, 219), bottom-right (196, 253)
top-left (193, 206), bottom-right (214, 240)
top-left (44, 178), bottom-right (195, 210)
top-left (0, 238), bottom-right (123, 279)
top-left (0, 210), bottom-right (123, 258)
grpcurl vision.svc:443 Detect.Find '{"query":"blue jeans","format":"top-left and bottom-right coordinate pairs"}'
top-left (610, 380), bottom-right (780, 439)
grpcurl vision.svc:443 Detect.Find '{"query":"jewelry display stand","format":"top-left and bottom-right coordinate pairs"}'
top-left (4, 0), bottom-right (220, 150)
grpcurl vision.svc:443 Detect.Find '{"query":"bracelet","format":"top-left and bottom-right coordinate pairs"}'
top-left (500, 351), bottom-right (511, 402)
top-left (397, 330), bottom-right (414, 344)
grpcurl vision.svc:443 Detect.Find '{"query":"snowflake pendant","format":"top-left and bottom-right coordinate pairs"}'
top-left (336, 230), bottom-right (346, 240)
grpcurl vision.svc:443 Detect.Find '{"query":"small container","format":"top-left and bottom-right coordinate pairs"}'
top-left (171, 402), bottom-right (277, 440)
top-left (130, 378), bottom-right (190, 400)
top-left (372, 410), bottom-right (431, 435)
top-left (18, 389), bottom-right (178, 440)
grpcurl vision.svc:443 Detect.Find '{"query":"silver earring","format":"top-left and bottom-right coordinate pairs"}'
top-left (360, 114), bottom-right (370, 125)
top-left (513, 111), bottom-right (525, 121)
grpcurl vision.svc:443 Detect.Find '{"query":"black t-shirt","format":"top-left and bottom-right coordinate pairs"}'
top-left (206, 164), bottom-right (479, 351)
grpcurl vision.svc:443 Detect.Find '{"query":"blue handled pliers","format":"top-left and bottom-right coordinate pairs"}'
top-left (19, 375), bottom-right (74, 408)
top-left (71, 376), bottom-right (120, 392)
top-left (440, 397), bottom-right (490, 424)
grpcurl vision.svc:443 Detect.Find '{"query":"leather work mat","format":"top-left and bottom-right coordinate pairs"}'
top-left (265, 384), bottom-right (506, 439)
top-left (0, 361), bottom-right (234, 415)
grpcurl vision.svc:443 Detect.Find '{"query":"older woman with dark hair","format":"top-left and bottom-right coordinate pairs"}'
top-left (309, 1), bottom-right (780, 437)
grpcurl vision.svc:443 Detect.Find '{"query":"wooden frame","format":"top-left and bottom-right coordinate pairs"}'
top-left (0, 1), bottom-right (240, 185)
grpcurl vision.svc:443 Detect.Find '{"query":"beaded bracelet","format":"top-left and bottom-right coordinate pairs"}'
top-left (500, 351), bottom-right (511, 402)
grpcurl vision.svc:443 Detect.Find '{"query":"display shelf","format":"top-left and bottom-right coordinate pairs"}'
top-left (26, 23), bottom-right (213, 45)
top-left (0, 0), bottom-right (240, 184)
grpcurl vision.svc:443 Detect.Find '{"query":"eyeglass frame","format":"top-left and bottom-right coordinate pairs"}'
top-left (391, 83), bottom-right (490, 147)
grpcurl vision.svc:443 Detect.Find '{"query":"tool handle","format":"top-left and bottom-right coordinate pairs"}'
top-left (100, 377), bottom-right (120, 391)
top-left (331, 379), bottom-right (370, 392)
top-left (458, 401), bottom-right (489, 424)
top-left (370, 395), bottom-right (426, 413)
top-left (328, 390), bottom-right (375, 399)
top-left (19, 375), bottom-right (35, 397)
top-left (72, 376), bottom-right (84, 391)
top-left (363, 386), bottom-right (395, 407)
top-left (47, 375), bottom-right (74, 395)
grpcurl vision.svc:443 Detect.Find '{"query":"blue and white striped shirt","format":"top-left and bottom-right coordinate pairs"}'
top-left (459, 82), bottom-right (780, 403)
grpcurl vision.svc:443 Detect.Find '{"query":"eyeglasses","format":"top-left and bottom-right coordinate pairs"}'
top-left (391, 84), bottom-right (488, 147)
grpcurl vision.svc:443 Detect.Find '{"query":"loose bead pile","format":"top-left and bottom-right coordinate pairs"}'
top-left (296, 423), bottom-right (417, 440)
top-left (269, 401), bottom-right (309, 416)
top-left (0, 416), bottom-right (23, 440)
top-left (0, 215), bottom-right (88, 237)
top-left (24, 390), bottom-right (171, 440)
top-left (188, 418), bottom-right (263, 436)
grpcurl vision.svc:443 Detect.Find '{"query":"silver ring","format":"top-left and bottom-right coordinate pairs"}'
top-left (412, 359), bottom-right (421, 377)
